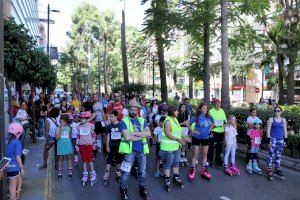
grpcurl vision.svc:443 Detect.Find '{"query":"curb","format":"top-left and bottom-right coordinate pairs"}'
top-left (44, 148), bottom-right (54, 200)
top-left (236, 144), bottom-right (300, 172)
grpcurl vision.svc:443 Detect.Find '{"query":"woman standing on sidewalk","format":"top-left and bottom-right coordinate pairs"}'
top-left (15, 101), bottom-right (31, 150)
top-left (39, 108), bottom-right (60, 170)
top-left (266, 106), bottom-right (288, 180)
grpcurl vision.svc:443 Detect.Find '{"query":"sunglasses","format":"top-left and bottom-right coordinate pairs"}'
top-left (274, 110), bottom-right (281, 113)
top-left (115, 95), bottom-right (120, 97)
top-left (80, 117), bottom-right (89, 119)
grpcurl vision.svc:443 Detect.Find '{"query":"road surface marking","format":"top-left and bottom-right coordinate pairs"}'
top-left (220, 196), bottom-right (231, 200)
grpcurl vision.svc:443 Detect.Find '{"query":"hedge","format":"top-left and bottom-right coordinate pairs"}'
top-left (229, 107), bottom-right (300, 158)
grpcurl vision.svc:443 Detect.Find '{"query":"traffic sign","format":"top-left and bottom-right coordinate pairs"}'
top-left (255, 88), bottom-right (260, 93)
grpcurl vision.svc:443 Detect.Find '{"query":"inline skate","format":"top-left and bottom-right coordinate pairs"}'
top-left (201, 166), bottom-right (211, 181)
top-left (120, 187), bottom-right (128, 200)
top-left (252, 160), bottom-right (262, 174)
top-left (68, 168), bottom-right (73, 180)
top-left (82, 172), bottom-right (88, 186)
top-left (90, 171), bottom-right (97, 186)
top-left (103, 170), bottom-right (110, 186)
top-left (225, 166), bottom-right (233, 176)
top-left (188, 167), bottom-right (196, 182)
top-left (266, 168), bottom-right (273, 181)
top-left (274, 168), bottom-right (285, 180)
top-left (230, 164), bottom-right (240, 175)
top-left (57, 169), bottom-right (63, 181)
top-left (245, 160), bottom-right (253, 174)
top-left (139, 185), bottom-right (150, 200)
top-left (164, 176), bottom-right (171, 192)
top-left (173, 174), bottom-right (184, 189)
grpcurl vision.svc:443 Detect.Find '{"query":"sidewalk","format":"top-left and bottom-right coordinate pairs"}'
top-left (236, 143), bottom-right (300, 172)
top-left (20, 138), bottom-right (53, 200)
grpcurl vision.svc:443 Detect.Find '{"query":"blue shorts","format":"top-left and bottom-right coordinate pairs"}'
top-left (7, 171), bottom-right (20, 178)
top-left (160, 149), bottom-right (181, 170)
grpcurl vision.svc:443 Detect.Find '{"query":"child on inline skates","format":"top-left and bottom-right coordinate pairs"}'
top-left (76, 112), bottom-right (97, 186)
top-left (6, 123), bottom-right (25, 200)
top-left (56, 115), bottom-right (73, 180)
top-left (224, 115), bottom-right (240, 176)
top-left (246, 118), bottom-right (263, 174)
top-left (153, 116), bottom-right (165, 178)
top-left (70, 114), bottom-right (80, 166)
top-left (103, 110), bottom-right (123, 186)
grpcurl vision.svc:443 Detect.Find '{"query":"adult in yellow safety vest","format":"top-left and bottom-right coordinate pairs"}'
top-left (160, 105), bottom-right (191, 192)
top-left (118, 102), bottom-right (151, 200)
top-left (208, 99), bottom-right (227, 166)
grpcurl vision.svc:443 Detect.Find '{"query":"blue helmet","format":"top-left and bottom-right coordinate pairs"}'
top-left (253, 118), bottom-right (262, 124)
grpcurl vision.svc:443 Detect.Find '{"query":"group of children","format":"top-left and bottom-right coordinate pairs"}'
top-left (4, 103), bottom-right (285, 199)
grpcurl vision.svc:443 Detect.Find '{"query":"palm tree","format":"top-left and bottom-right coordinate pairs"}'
top-left (221, 0), bottom-right (230, 111)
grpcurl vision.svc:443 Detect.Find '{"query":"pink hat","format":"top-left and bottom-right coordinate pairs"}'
top-left (8, 123), bottom-right (24, 137)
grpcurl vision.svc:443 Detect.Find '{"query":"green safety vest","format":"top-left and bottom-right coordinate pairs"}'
top-left (118, 117), bottom-right (149, 154)
top-left (209, 108), bottom-right (226, 133)
top-left (160, 116), bottom-right (182, 152)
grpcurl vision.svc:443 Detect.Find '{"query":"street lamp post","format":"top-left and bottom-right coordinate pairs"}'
top-left (47, 4), bottom-right (60, 55)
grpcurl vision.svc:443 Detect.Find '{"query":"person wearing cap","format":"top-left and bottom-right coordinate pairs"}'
top-left (118, 102), bottom-right (151, 200)
top-left (208, 99), bottom-right (227, 166)
top-left (155, 103), bottom-right (169, 127)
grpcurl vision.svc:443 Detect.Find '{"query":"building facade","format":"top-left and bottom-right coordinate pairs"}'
top-left (4, 0), bottom-right (40, 38)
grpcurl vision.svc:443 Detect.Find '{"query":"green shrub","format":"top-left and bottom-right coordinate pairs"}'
top-left (287, 134), bottom-right (300, 158)
top-left (112, 83), bottom-right (147, 94)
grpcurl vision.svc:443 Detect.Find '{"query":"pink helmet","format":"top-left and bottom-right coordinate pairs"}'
top-left (8, 123), bottom-right (24, 137)
top-left (80, 112), bottom-right (90, 118)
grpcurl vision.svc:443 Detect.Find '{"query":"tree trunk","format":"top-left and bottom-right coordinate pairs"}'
top-left (221, 0), bottom-right (230, 111)
top-left (86, 44), bottom-right (91, 94)
top-left (4, 69), bottom-right (13, 123)
top-left (30, 85), bottom-right (37, 143)
top-left (287, 55), bottom-right (295, 105)
top-left (78, 63), bottom-right (82, 93)
top-left (121, 9), bottom-right (129, 93)
top-left (189, 76), bottom-right (194, 99)
top-left (103, 34), bottom-right (108, 94)
top-left (97, 46), bottom-right (101, 95)
top-left (156, 35), bottom-right (168, 102)
top-left (203, 22), bottom-right (210, 104)
top-left (277, 54), bottom-right (285, 105)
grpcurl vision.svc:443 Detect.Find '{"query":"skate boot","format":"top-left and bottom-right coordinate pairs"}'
top-left (266, 168), bottom-right (273, 181)
top-left (201, 166), bottom-right (211, 181)
top-left (90, 171), bottom-right (97, 186)
top-left (120, 187), bottom-right (128, 200)
top-left (245, 160), bottom-right (253, 174)
top-left (224, 166), bottom-right (233, 176)
top-left (230, 164), bottom-right (240, 175)
top-left (139, 185), bottom-right (150, 200)
top-left (252, 160), bottom-right (262, 174)
top-left (68, 168), bottom-right (73, 180)
top-left (103, 170), bottom-right (110, 186)
top-left (116, 169), bottom-right (121, 181)
top-left (164, 176), bottom-right (171, 192)
top-left (82, 172), bottom-right (88, 186)
top-left (274, 168), bottom-right (285, 180)
top-left (173, 174), bottom-right (184, 189)
top-left (74, 155), bottom-right (79, 166)
top-left (57, 169), bottom-right (63, 181)
top-left (188, 167), bottom-right (196, 182)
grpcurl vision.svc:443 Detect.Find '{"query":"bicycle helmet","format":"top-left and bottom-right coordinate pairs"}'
top-left (8, 123), bottom-right (24, 137)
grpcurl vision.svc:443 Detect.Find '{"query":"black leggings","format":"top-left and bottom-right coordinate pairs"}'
top-left (106, 146), bottom-right (123, 165)
top-left (208, 132), bottom-right (224, 163)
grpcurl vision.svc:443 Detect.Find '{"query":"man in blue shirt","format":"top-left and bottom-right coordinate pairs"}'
top-left (119, 102), bottom-right (151, 200)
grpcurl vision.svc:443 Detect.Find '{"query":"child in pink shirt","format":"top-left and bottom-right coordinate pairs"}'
top-left (76, 112), bottom-right (97, 185)
top-left (246, 118), bottom-right (263, 174)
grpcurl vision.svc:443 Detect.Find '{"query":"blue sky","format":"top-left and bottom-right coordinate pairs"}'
top-left (39, 0), bottom-right (150, 50)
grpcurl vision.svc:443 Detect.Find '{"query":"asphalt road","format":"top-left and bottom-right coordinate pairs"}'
top-left (54, 145), bottom-right (300, 200)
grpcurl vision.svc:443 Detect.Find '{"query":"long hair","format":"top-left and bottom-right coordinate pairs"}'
top-left (195, 102), bottom-right (210, 118)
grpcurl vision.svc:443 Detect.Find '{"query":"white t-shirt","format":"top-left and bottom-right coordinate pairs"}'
top-left (93, 102), bottom-right (104, 122)
top-left (15, 109), bottom-right (29, 125)
top-left (246, 116), bottom-right (258, 135)
top-left (70, 122), bottom-right (80, 139)
top-left (225, 125), bottom-right (237, 145)
top-left (153, 127), bottom-right (163, 143)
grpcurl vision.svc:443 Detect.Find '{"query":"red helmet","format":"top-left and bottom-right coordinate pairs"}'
top-left (8, 123), bottom-right (24, 137)
top-left (80, 112), bottom-right (90, 118)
